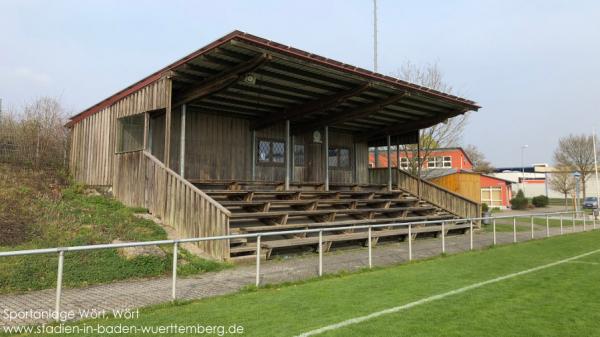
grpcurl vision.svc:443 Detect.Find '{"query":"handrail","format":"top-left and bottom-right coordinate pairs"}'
top-left (143, 151), bottom-right (231, 216)
top-left (0, 210), bottom-right (582, 258)
top-left (393, 168), bottom-right (479, 204)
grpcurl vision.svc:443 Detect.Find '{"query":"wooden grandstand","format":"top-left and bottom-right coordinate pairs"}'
top-left (67, 31), bottom-right (481, 261)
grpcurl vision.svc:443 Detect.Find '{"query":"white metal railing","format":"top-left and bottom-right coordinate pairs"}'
top-left (0, 210), bottom-right (595, 321)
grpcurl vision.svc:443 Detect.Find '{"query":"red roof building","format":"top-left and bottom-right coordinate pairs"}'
top-left (370, 147), bottom-right (512, 208)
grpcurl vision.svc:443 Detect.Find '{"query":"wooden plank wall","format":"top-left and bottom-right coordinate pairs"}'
top-left (430, 173), bottom-right (482, 203)
top-left (69, 77), bottom-right (169, 186)
top-left (113, 151), bottom-right (145, 206)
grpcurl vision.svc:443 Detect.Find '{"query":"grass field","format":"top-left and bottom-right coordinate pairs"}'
top-left (8, 229), bottom-right (600, 336)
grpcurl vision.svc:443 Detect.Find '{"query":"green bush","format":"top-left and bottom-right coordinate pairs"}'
top-left (510, 190), bottom-right (529, 210)
top-left (531, 195), bottom-right (549, 208)
top-left (481, 203), bottom-right (489, 213)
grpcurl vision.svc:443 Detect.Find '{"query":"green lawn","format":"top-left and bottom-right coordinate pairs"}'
top-left (0, 164), bottom-right (226, 293)
top-left (10, 229), bottom-right (600, 337)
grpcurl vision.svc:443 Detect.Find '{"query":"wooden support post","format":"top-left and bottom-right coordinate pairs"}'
top-left (162, 77), bottom-right (173, 217)
top-left (251, 130), bottom-right (256, 180)
top-left (387, 135), bottom-right (392, 191)
top-left (179, 104), bottom-right (186, 178)
top-left (143, 112), bottom-right (149, 150)
top-left (324, 126), bottom-right (329, 191)
top-left (164, 78), bottom-right (173, 168)
top-left (285, 120), bottom-right (290, 191)
top-left (352, 141), bottom-right (358, 184)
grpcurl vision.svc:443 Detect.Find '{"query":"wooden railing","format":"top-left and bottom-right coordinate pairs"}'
top-left (369, 167), bottom-right (481, 224)
top-left (114, 151), bottom-right (231, 260)
top-left (396, 169), bottom-right (481, 223)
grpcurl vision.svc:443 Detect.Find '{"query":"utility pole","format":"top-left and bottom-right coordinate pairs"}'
top-left (373, 0), bottom-right (378, 72)
top-left (593, 129), bottom-right (600, 213)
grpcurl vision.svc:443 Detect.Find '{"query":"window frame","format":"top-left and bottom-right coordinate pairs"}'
top-left (293, 143), bottom-right (305, 167)
top-left (257, 137), bottom-right (286, 166)
top-left (116, 114), bottom-right (145, 154)
top-left (328, 145), bottom-right (351, 170)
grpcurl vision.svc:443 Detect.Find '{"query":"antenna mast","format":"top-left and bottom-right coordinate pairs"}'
top-left (373, 0), bottom-right (378, 72)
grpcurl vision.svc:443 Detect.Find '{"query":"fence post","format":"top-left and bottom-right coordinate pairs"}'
top-left (493, 218), bottom-right (497, 245)
top-left (530, 216), bottom-right (534, 239)
top-left (408, 223), bottom-right (413, 261)
top-left (594, 214), bottom-right (597, 230)
top-left (441, 221), bottom-right (446, 254)
top-left (469, 219), bottom-right (474, 250)
top-left (172, 242), bottom-right (178, 301)
top-left (256, 235), bottom-right (261, 287)
top-left (560, 215), bottom-right (564, 235)
top-left (573, 213), bottom-right (576, 232)
top-left (513, 217), bottom-right (517, 243)
top-left (546, 215), bottom-right (550, 237)
top-left (55, 250), bottom-right (64, 321)
top-left (318, 230), bottom-right (323, 276)
top-left (368, 226), bottom-right (372, 269)
top-left (583, 212), bottom-right (587, 231)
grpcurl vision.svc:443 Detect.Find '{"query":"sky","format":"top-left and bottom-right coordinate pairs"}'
top-left (1, 0), bottom-right (599, 166)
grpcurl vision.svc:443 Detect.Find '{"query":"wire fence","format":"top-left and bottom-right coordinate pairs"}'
top-left (0, 209), bottom-right (595, 325)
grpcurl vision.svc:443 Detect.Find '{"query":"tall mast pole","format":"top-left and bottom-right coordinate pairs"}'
top-left (593, 129), bottom-right (600, 207)
top-left (373, 0), bottom-right (378, 72)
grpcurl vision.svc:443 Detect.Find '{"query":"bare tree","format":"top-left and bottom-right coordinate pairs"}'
top-left (548, 167), bottom-right (575, 207)
top-left (553, 134), bottom-right (597, 198)
top-left (464, 144), bottom-right (495, 173)
top-left (0, 97), bottom-right (68, 169)
top-left (394, 62), bottom-right (469, 176)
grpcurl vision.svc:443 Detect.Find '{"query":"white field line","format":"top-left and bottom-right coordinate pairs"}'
top-left (567, 260), bottom-right (600, 265)
top-left (296, 248), bottom-right (600, 337)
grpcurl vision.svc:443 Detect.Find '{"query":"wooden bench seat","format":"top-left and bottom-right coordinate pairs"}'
top-left (237, 214), bottom-right (456, 233)
top-left (220, 197), bottom-right (419, 209)
top-left (229, 206), bottom-right (436, 221)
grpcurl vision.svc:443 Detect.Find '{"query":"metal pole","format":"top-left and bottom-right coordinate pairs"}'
top-left (493, 218), bottom-right (497, 245)
top-left (583, 212), bottom-right (587, 231)
top-left (318, 230), bottom-right (323, 276)
top-left (573, 213), bottom-right (576, 232)
top-left (416, 131), bottom-right (422, 201)
top-left (408, 223), bottom-right (413, 261)
top-left (469, 219), bottom-right (474, 250)
top-left (55, 250), bottom-right (64, 320)
top-left (285, 120), bottom-right (290, 191)
top-left (560, 215), bottom-right (564, 235)
top-left (387, 135), bottom-right (392, 191)
top-left (546, 215), bottom-right (550, 237)
top-left (179, 104), bottom-right (186, 177)
top-left (441, 221), bottom-right (445, 253)
top-left (324, 126), bottom-right (329, 192)
top-left (530, 216), bottom-right (534, 239)
top-left (593, 129), bottom-right (600, 215)
top-left (256, 236), bottom-right (261, 287)
top-left (251, 130), bottom-right (256, 180)
top-left (172, 242), bottom-right (178, 301)
top-left (513, 217), bottom-right (517, 243)
top-left (368, 226), bottom-right (372, 268)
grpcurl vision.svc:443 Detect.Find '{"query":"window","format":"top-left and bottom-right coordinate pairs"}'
top-left (294, 144), bottom-right (305, 166)
top-left (117, 114), bottom-right (144, 153)
top-left (427, 156), bottom-right (453, 169)
top-left (481, 187), bottom-right (502, 207)
top-left (258, 139), bottom-right (285, 165)
top-left (400, 157), bottom-right (410, 169)
top-left (328, 146), bottom-right (351, 169)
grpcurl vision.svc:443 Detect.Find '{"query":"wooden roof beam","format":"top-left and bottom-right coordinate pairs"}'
top-left (292, 92), bottom-right (409, 134)
top-left (357, 109), bottom-right (468, 141)
top-left (253, 83), bottom-right (372, 130)
top-left (173, 53), bottom-right (271, 107)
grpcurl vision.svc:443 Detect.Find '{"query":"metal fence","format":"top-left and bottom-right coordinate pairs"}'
top-left (0, 210), bottom-right (594, 321)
